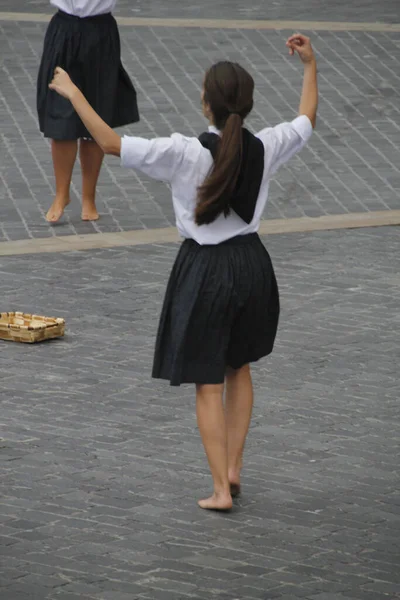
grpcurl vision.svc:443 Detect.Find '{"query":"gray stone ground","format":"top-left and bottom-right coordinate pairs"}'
top-left (8, 0), bottom-right (400, 23)
top-left (1, 227), bottom-right (400, 600)
top-left (1, 3), bottom-right (400, 241)
top-left (1, 1), bottom-right (400, 599)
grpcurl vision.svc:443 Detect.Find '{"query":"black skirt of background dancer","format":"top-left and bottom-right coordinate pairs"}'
top-left (37, 10), bottom-right (139, 140)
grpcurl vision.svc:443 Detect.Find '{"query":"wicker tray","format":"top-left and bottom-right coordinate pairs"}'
top-left (0, 312), bottom-right (65, 343)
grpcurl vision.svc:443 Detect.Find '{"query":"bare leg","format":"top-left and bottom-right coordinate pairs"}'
top-left (46, 140), bottom-right (77, 223)
top-left (79, 138), bottom-right (104, 221)
top-left (225, 364), bottom-right (254, 495)
top-left (196, 383), bottom-right (232, 510)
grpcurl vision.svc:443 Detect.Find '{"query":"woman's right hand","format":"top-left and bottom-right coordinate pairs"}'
top-left (286, 34), bottom-right (315, 64)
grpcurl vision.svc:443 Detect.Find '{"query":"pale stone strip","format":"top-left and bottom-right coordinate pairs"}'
top-left (0, 210), bottom-right (399, 257)
top-left (1, 12), bottom-right (400, 32)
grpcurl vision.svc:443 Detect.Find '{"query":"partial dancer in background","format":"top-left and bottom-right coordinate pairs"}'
top-left (48, 34), bottom-right (318, 510)
top-left (37, 1), bottom-right (139, 222)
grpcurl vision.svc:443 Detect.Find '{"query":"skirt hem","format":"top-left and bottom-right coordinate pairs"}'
top-left (39, 115), bottom-right (140, 141)
top-left (152, 350), bottom-right (273, 387)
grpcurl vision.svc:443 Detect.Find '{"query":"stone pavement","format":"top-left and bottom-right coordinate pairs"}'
top-left (1, 2), bottom-right (400, 599)
top-left (1, 227), bottom-right (400, 600)
top-left (1, 3), bottom-right (400, 242)
top-left (7, 0), bottom-right (400, 23)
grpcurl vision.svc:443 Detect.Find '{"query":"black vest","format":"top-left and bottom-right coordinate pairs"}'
top-left (198, 128), bottom-right (265, 224)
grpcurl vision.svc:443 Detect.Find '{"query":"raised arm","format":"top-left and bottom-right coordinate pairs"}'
top-left (49, 67), bottom-right (121, 156)
top-left (286, 34), bottom-right (318, 128)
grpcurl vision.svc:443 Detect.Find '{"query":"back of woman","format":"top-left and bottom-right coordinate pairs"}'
top-left (120, 81), bottom-right (312, 244)
top-left (49, 33), bottom-right (318, 511)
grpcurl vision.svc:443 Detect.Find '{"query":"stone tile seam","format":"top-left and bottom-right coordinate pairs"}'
top-left (0, 210), bottom-right (399, 256)
top-left (1, 13), bottom-right (400, 32)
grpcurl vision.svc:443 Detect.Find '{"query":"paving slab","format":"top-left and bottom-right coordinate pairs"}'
top-left (5, 0), bottom-right (400, 23)
top-left (0, 227), bottom-right (399, 599)
top-left (0, 7), bottom-right (400, 242)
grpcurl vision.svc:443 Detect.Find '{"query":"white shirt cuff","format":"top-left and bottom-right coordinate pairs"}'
top-left (291, 115), bottom-right (313, 142)
top-left (120, 136), bottom-right (151, 170)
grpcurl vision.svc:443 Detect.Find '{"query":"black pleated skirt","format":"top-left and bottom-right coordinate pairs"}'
top-left (152, 233), bottom-right (280, 386)
top-left (37, 10), bottom-right (139, 140)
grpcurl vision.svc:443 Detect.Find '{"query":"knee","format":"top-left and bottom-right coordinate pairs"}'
top-left (196, 383), bottom-right (224, 404)
top-left (226, 364), bottom-right (250, 378)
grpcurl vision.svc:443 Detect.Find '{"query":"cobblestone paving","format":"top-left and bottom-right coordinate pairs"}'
top-left (8, 0), bottom-right (400, 23)
top-left (1, 7), bottom-right (400, 241)
top-left (1, 227), bottom-right (400, 599)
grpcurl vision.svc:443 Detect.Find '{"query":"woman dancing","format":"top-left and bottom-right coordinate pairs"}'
top-left (48, 33), bottom-right (318, 510)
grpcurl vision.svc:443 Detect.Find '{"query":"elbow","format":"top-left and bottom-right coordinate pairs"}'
top-left (102, 143), bottom-right (120, 157)
top-left (311, 115), bottom-right (317, 129)
top-left (299, 110), bottom-right (317, 130)
top-left (305, 111), bottom-right (317, 130)
top-left (102, 136), bottom-right (121, 157)
top-left (311, 104), bottom-right (318, 129)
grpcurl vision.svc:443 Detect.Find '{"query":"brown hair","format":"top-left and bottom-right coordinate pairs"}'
top-left (195, 61), bottom-right (255, 226)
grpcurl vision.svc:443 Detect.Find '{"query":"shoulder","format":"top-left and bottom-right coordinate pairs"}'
top-left (170, 132), bottom-right (203, 150)
top-left (255, 115), bottom-right (313, 147)
top-left (170, 133), bottom-right (213, 165)
top-left (120, 132), bottom-right (201, 162)
top-left (120, 131), bottom-right (211, 181)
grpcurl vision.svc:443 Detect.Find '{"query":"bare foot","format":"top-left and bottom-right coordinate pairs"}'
top-left (229, 468), bottom-right (241, 497)
top-left (198, 492), bottom-right (233, 511)
top-left (46, 197), bottom-right (70, 223)
top-left (81, 205), bottom-right (99, 221)
top-left (230, 483), bottom-right (241, 497)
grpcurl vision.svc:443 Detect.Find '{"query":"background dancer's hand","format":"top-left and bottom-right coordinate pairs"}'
top-left (286, 34), bottom-right (315, 64)
top-left (49, 67), bottom-right (78, 100)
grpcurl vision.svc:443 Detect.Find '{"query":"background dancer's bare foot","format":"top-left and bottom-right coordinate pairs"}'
top-left (81, 203), bottom-right (99, 221)
top-left (46, 197), bottom-right (70, 223)
top-left (198, 492), bottom-right (232, 511)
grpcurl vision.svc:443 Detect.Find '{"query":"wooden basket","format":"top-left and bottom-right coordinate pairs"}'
top-left (0, 312), bottom-right (65, 343)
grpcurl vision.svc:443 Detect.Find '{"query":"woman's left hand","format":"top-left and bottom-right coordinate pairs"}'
top-left (49, 67), bottom-right (77, 100)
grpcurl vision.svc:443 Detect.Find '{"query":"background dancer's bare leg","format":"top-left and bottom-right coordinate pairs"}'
top-left (80, 139), bottom-right (104, 221)
top-left (46, 139), bottom-right (77, 222)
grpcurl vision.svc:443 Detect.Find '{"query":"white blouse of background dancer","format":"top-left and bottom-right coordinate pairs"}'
top-left (50, 0), bottom-right (117, 17)
top-left (120, 115), bottom-right (312, 245)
